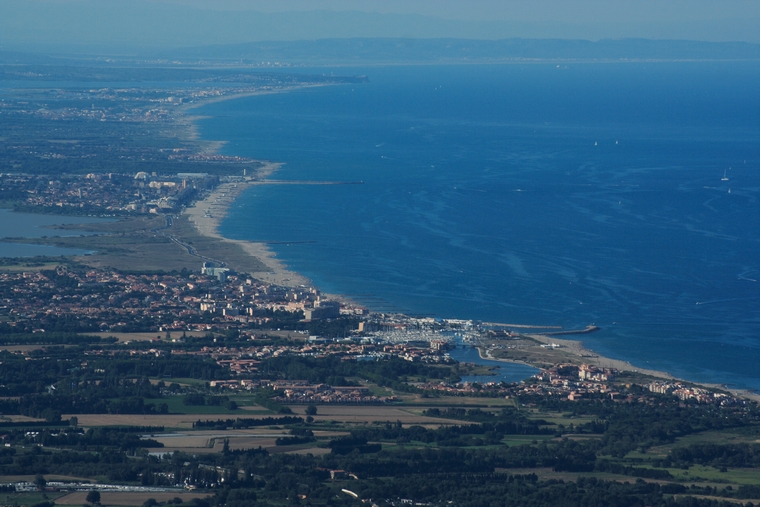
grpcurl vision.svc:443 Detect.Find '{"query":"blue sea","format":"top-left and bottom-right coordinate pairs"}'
top-left (196, 63), bottom-right (760, 391)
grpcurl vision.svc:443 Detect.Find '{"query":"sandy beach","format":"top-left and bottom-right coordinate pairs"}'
top-left (176, 83), bottom-right (760, 403)
top-left (175, 84), bottom-right (355, 287)
top-left (183, 171), bottom-right (760, 403)
top-left (527, 333), bottom-right (677, 379)
top-left (183, 175), bottom-right (313, 287)
top-left (478, 333), bottom-right (760, 402)
top-left (478, 332), bottom-right (677, 381)
top-left (183, 177), bottom-right (361, 310)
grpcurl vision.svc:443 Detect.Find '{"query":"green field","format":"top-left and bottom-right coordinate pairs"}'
top-left (0, 492), bottom-right (68, 507)
top-left (665, 464), bottom-right (760, 487)
top-left (148, 397), bottom-right (242, 415)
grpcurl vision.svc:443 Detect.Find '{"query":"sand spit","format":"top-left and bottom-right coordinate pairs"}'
top-left (171, 84), bottom-right (332, 150)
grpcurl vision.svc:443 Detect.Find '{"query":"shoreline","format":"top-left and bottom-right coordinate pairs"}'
top-left (176, 83), bottom-right (362, 308)
top-left (183, 178), bottom-right (358, 308)
top-left (183, 176), bottom-right (313, 288)
top-left (175, 82), bottom-right (760, 403)
top-left (474, 333), bottom-right (676, 380)
top-left (476, 334), bottom-right (760, 403)
top-left (184, 177), bottom-right (760, 403)
top-left (173, 84), bottom-right (337, 154)
top-left (174, 85), bottom-right (328, 288)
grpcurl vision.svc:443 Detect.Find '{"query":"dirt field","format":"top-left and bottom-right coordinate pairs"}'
top-left (0, 475), bottom-right (93, 483)
top-left (1, 415), bottom-right (45, 422)
top-left (152, 429), bottom-right (288, 447)
top-left (293, 405), bottom-right (462, 425)
top-left (153, 447), bottom-right (219, 454)
top-left (397, 395), bottom-right (515, 407)
top-left (56, 491), bottom-right (211, 506)
top-left (151, 435), bottom-right (213, 448)
top-left (145, 427), bottom-right (350, 455)
top-left (67, 409), bottom-right (461, 428)
top-left (64, 414), bottom-right (205, 428)
top-left (0, 262), bottom-right (61, 273)
top-left (0, 344), bottom-right (77, 352)
top-left (283, 447), bottom-right (332, 456)
top-left (225, 437), bottom-right (280, 450)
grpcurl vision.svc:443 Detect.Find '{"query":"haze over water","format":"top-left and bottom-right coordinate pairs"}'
top-left (197, 63), bottom-right (760, 391)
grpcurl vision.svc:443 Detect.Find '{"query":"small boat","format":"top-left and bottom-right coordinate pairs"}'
top-left (722, 168), bottom-right (729, 181)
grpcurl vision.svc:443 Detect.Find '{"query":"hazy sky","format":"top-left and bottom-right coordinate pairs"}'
top-left (150, 0), bottom-right (759, 24)
top-left (2, 0), bottom-right (760, 52)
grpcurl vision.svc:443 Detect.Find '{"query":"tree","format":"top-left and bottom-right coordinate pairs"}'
top-left (34, 474), bottom-right (46, 491)
top-left (41, 408), bottom-right (61, 423)
top-left (305, 404), bottom-right (318, 416)
top-left (86, 490), bottom-right (101, 505)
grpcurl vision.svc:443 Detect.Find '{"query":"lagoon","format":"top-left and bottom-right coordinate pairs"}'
top-left (0, 209), bottom-right (107, 257)
top-left (447, 345), bottom-right (538, 384)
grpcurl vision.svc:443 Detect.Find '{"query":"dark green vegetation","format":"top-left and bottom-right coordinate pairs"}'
top-left (0, 341), bottom-right (452, 417)
top-left (258, 355), bottom-right (456, 390)
top-left (1, 395), bottom-right (759, 506)
top-left (0, 335), bottom-right (759, 506)
top-left (0, 343), bottom-right (225, 418)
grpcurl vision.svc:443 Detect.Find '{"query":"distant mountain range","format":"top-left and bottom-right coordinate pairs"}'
top-left (172, 38), bottom-right (760, 63)
top-left (2, 0), bottom-right (760, 54)
top-left (2, 38), bottom-right (760, 68)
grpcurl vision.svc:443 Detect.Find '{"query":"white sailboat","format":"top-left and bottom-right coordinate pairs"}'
top-left (722, 168), bottom-right (730, 181)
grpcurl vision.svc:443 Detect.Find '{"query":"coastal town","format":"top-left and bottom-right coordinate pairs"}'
top-left (1, 178), bottom-right (758, 507)
top-left (1, 170), bottom-right (221, 216)
top-left (2, 163), bottom-right (753, 409)
top-left (1, 54), bottom-right (760, 507)
top-left (0, 177), bottom-right (748, 408)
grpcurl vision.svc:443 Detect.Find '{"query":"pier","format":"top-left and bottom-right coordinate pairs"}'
top-left (535, 325), bottom-right (600, 336)
top-left (481, 322), bottom-right (562, 330)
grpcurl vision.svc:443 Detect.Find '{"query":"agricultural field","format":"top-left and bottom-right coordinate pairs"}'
top-left (0, 492), bottom-right (68, 507)
top-left (55, 491), bottom-right (211, 506)
top-left (283, 404), bottom-right (464, 425)
top-left (63, 414), bottom-right (207, 429)
top-left (91, 331), bottom-right (211, 343)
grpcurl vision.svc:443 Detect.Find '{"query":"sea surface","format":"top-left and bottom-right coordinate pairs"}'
top-left (196, 63), bottom-right (760, 391)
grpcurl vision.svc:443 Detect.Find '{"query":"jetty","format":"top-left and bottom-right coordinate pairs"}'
top-left (536, 325), bottom-right (600, 336)
top-left (481, 322), bottom-right (562, 330)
